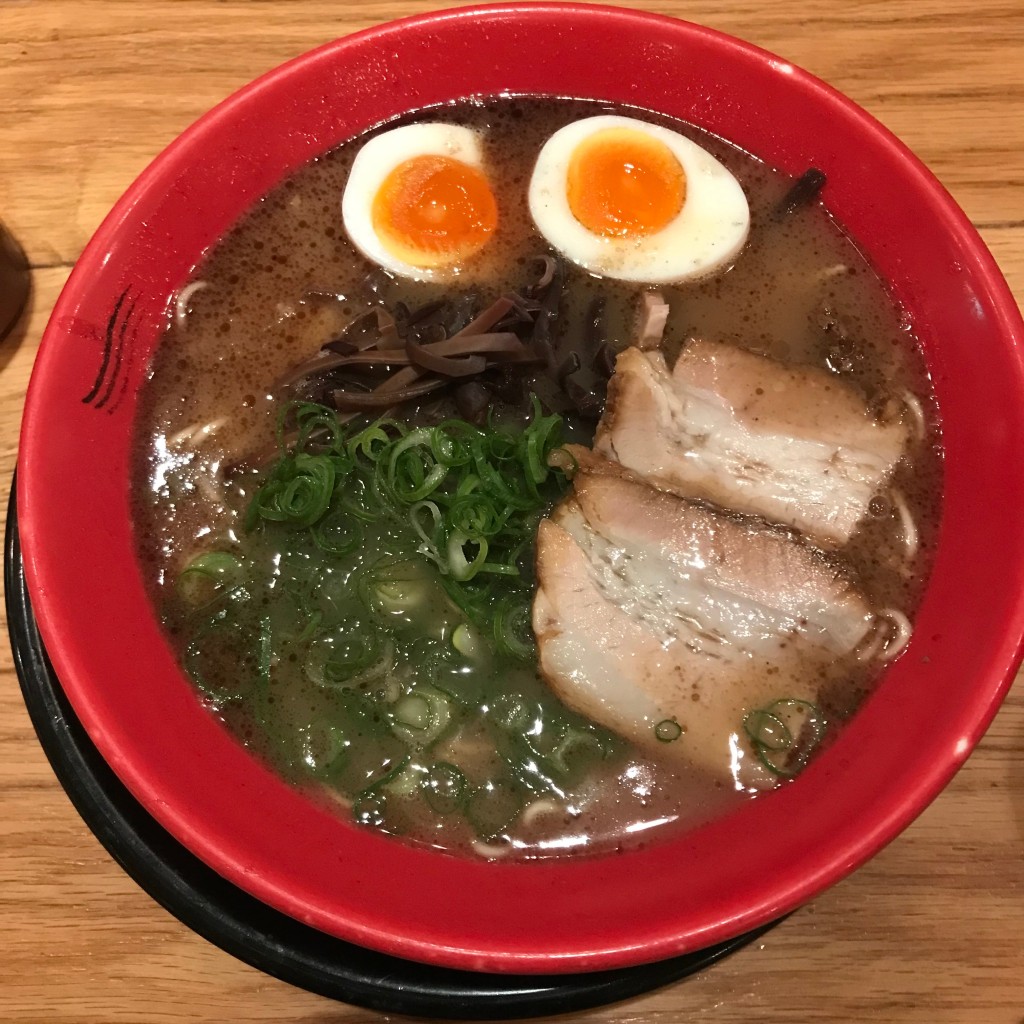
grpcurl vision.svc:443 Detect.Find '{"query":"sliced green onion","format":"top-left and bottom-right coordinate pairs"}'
top-left (384, 761), bottom-right (429, 798)
top-left (430, 421), bottom-right (478, 468)
top-left (250, 452), bottom-right (335, 529)
top-left (337, 475), bottom-right (378, 521)
top-left (421, 762), bottom-right (468, 815)
top-left (314, 569), bottom-right (363, 628)
top-left (181, 550), bottom-right (243, 580)
top-left (447, 531), bottom-right (488, 582)
top-left (493, 597), bottom-right (534, 660)
top-left (455, 473), bottom-right (481, 497)
top-left (304, 623), bottom-right (393, 690)
top-left (430, 660), bottom-right (486, 707)
top-left (473, 559), bottom-right (520, 578)
top-left (391, 686), bottom-right (452, 747)
top-left (448, 492), bottom-right (509, 539)
top-left (386, 428), bottom-right (448, 502)
top-left (300, 721), bottom-right (348, 776)
top-left (409, 500), bottom-right (443, 555)
top-left (288, 400), bottom-right (347, 453)
top-left (451, 622), bottom-right (486, 660)
top-left (347, 419), bottom-right (402, 465)
top-left (313, 510), bottom-right (363, 555)
top-left (743, 699), bottom-right (827, 777)
top-left (392, 693), bottom-right (433, 732)
top-left (176, 551), bottom-right (244, 607)
top-left (360, 557), bottom-right (459, 640)
top-left (654, 718), bottom-right (683, 743)
top-left (525, 430), bottom-right (548, 487)
top-left (549, 727), bottom-right (605, 777)
top-left (743, 710), bottom-right (791, 752)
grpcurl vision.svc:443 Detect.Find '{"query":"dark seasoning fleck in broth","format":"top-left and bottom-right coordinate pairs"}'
top-left (133, 97), bottom-right (942, 859)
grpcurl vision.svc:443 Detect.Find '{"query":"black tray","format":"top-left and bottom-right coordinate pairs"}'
top-left (5, 481), bottom-right (774, 1018)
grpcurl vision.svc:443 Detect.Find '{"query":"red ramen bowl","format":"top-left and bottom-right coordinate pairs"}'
top-left (18, 2), bottom-right (1024, 972)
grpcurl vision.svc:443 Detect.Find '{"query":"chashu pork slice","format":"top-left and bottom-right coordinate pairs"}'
top-left (533, 465), bottom-right (874, 790)
top-left (594, 340), bottom-right (908, 548)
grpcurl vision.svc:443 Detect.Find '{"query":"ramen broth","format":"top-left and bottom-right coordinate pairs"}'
top-left (132, 97), bottom-right (941, 859)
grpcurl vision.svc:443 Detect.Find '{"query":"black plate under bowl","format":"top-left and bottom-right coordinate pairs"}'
top-left (5, 478), bottom-right (775, 1018)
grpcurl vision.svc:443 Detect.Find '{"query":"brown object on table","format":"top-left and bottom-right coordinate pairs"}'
top-left (0, 2), bottom-right (1022, 1023)
top-left (0, 221), bottom-right (30, 343)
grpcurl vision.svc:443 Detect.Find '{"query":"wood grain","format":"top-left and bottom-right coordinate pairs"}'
top-left (1, 2), bottom-right (1022, 1022)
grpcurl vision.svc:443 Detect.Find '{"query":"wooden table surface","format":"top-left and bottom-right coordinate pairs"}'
top-left (2, 2), bottom-right (1022, 1022)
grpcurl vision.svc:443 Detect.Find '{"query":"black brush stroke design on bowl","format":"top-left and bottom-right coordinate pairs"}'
top-left (81, 286), bottom-right (138, 414)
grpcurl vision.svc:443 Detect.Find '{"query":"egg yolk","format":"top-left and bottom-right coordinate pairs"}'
top-left (567, 128), bottom-right (686, 238)
top-left (371, 155), bottom-right (498, 268)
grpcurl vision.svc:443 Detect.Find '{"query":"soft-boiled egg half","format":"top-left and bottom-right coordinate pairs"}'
top-left (528, 115), bottom-right (750, 284)
top-left (342, 123), bottom-right (498, 281)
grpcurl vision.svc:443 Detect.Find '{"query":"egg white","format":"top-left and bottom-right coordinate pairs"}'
top-left (341, 123), bottom-right (491, 282)
top-left (528, 115), bottom-right (750, 284)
